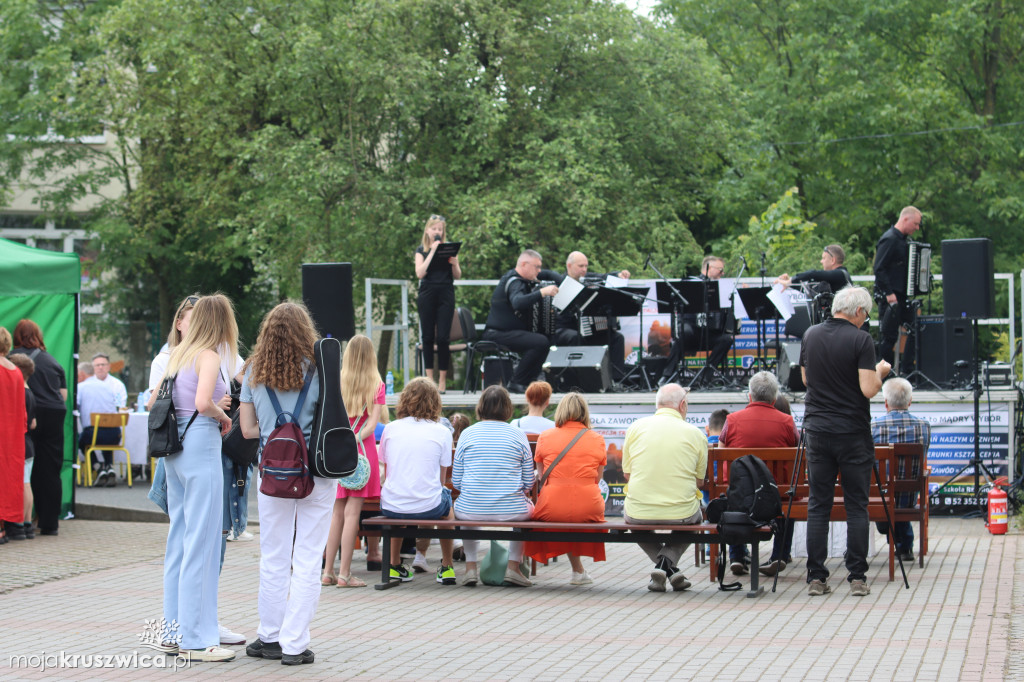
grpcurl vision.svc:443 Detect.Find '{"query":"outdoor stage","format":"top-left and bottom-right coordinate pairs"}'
top-left (388, 385), bottom-right (1020, 514)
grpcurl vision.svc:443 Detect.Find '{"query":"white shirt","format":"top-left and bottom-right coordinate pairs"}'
top-left (95, 374), bottom-right (127, 409)
top-left (511, 415), bottom-right (555, 434)
top-left (379, 417), bottom-right (453, 514)
top-left (77, 377), bottom-right (119, 428)
top-left (149, 344), bottom-right (243, 392)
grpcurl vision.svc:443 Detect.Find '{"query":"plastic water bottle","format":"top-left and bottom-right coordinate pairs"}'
top-left (137, 391), bottom-right (147, 413)
top-left (385, 371), bottom-right (395, 396)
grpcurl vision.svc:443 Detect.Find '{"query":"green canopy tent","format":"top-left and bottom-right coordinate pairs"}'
top-left (0, 238), bottom-right (81, 517)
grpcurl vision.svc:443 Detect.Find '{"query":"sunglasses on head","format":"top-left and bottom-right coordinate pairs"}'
top-left (186, 296), bottom-right (200, 305)
top-left (429, 214), bottom-right (446, 222)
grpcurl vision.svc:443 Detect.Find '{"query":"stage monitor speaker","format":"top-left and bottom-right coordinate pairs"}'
top-left (916, 315), bottom-right (973, 386)
top-left (776, 340), bottom-right (804, 392)
top-left (543, 345), bottom-right (611, 393)
top-left (942, 238), bottom-right (994, 319)
top-left (302, 263), bottom-right (355, 340)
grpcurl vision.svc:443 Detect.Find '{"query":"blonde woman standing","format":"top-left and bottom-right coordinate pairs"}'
top-left (414, 214), bottom-right (461, 392)
top-left (322, 334), bottom-right (384, 587)
top-left (161, 294), bottom-right (237, 662)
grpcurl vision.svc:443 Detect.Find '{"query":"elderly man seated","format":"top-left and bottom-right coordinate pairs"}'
top-left (622, 383), bottom-right (708, 592)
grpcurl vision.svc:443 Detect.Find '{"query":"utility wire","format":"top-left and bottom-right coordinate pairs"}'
top-left (771, 119), bottom-right (1024, 147)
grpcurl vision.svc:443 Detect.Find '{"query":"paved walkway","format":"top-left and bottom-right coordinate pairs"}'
top-left (0, 517), bottom-right (1020, 680)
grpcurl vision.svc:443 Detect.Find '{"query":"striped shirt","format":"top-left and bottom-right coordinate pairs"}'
top-left (453, 421), bottom-right (535, 517)
top-left (871, 409), bottom-right (931, 508)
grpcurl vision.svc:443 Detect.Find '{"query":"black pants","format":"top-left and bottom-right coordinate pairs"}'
top-left (482, 329), bottom-right (550, 385)
top-left (418, 283), bottom-right (456, 372)
top-left (878, 295), bottom-right (915, 373)
top-left (552, 327), bottom-right (627, 378)
top-left (662, 322), bottom-right (734, 378)
top-left (78, 426), bottom-right (122, 468)
top-left (30, 407), bottom-right (66, 532)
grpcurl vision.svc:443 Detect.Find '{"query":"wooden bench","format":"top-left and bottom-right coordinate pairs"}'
top-left (361, 517), bottom-right (773, 597)
top-left (889, 443), bottom-right (929, 566)
top-left (708, 445), bottom-right (920, 582)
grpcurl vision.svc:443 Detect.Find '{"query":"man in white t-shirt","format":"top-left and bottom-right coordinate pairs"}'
top-left (78, 362), bottom-right (122, 486)
top-left (92, 353), bottom-right (128, 408)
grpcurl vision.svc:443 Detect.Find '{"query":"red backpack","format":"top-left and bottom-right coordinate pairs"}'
top-left (258, 367), bottom-right (315, 499)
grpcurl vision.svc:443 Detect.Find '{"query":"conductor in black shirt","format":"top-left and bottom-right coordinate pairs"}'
top-left (873, 206), bottom-right (922, 373)
top-left (552, 251), bottom-right (630, 380)
top-left (482, 250), bottom-right (560, 393)
top-left (774, 244), bottom-right (853, 293)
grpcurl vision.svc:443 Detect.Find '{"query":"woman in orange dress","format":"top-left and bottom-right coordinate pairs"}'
top-left (525, 392), bottom-right (606, 585)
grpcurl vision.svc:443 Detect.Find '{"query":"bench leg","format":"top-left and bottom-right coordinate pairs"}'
top-left (747, 541), bottom-right (764, 598)
top-left (374, 529), bottom-right (399, 590)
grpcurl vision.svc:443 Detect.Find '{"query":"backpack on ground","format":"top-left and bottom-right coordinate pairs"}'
top-left (308, 337), bottom-right (360, 478)
top-left (258, 366), bottom-right (315, 499)
top-left (706, 454), bottom-right (782, 591)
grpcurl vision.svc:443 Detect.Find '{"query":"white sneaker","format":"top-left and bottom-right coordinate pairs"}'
top-left (412, 552), bottom-right (430, 573)
top-left (226, 530), bottom-right (254, 542)
top-left (178, 646), bottom-right (236, 662)
top-left (218, 623), bottom-right (246, 645)
top-left (570, 571), bottom-right (593, 586)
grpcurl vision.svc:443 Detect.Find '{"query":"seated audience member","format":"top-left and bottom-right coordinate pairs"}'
top-left (871, 377), bottom-right (930, 562)
top-left (510, 381), bottom-right (555, 434)
top-left (524, 393), bottom-right (606, 585)
top-left (453, 385), bottom-right (536, 587)
top-left (706, 409), bottom-right (728, 445)
top-left (622, 383), bottom-right (707, 592)
top-left (378, 377), bottom-right (457, 585)
top-left (718, 371), bottom-right (799, 576)
top-left (77, 361), bottom-right (121, 486)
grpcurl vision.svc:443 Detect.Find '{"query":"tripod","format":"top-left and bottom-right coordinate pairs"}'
top-left (933, 318), bottom-right (996, 515)
top-left (774, 431), bottom-right (909, 592)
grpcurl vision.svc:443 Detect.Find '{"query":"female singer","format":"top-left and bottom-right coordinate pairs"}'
top-left (414, 214), bottom-right (461, 393)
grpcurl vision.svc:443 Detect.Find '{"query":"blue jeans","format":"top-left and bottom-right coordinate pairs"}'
top-left (382, 488), bottom-right (452, 520)
top-left (223, 455), bottom-right (252, 537)
top-left (805, 430), bottom-right (874, 584)
top-left (163, 416), bottom-right (224, 650)
top-left (876, 520), bottom-right (914, 553)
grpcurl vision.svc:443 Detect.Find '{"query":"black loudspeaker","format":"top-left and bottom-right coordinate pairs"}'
top-left (543, 346), bottom-right (611, 393)
top-left (917, 315), bottom-right (973, 386)
top-left (302, 263), bottom-right (355, 340)
top-left (942, 238), bottom-right (994, 319)
top-left (776, 340), bottom-right (804, 391)
top-left (482, 356), bottom-right (514, 388)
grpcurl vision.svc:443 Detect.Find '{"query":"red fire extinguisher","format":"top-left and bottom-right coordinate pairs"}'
top-left (987, 487), bottom-right (1008, 535)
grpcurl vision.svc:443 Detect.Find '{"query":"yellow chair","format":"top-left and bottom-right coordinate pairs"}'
top-left (82, 413), bottom-right (133, 488)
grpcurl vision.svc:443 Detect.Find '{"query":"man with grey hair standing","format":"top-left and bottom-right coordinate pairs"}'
top-left (800, 286), bottom-right (891, 597)
top-left (622, 383), bottom-right (708, 592)
top-left (719, 371), bottom-right (799, 576)
top-left (871, 377), bottom-right (930, 562)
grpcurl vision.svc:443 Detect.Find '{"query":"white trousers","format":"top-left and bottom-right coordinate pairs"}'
top-left (256, 475), bottom-right (335, 656)
top-left (455, 510), bottom-right (532, 562)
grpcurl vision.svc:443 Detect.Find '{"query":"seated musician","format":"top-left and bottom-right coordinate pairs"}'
top-left (774, 244), bottom-right (852, 293)
top-left (658, 255), bottom-right (735, 388)
top-left (552, 251), bottom-right (630, 380)
top-left (482, 250), bottom-right (560, 394)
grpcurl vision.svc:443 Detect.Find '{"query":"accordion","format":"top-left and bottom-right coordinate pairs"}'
top-left (907, 241), bottom-right (932, 297)
top-left (530, 281), bottom-right (557, 336)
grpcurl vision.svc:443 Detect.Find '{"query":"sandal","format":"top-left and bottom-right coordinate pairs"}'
top-left (320, 573), bottom-right (336, 586)
top-left (336, 574), bottom-right (367, 588)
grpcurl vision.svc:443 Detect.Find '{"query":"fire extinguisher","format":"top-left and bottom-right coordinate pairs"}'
top-left (987, 487), bottom-right (1008, 535)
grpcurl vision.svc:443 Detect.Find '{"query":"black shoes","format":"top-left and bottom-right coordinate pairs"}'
top-left (282, 649), bottom-right (314, 665)
top-left (7, 522), bottom-right (26, 540)
top-left (245, 639), bottom-right (282, 660)
top-left (506, 382), bottom-right (527, 394)
top-left (23, 523), bottom-right (35, 539)
top-left (39, 528), bottom-right (58, 536)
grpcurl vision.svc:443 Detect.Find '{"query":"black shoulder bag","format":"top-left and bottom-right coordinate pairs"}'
top-left (148, 375), bottom-right (198, 457)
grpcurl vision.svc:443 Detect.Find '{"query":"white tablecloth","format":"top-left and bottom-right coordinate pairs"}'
top-left (124, 411), bottom-right (149, 465)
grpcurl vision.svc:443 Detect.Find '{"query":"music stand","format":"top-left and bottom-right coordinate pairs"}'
top-left (658, 280), bottom-right (721, 386)
top-left (737, 287), bottom-right (780, 373)
top-left (593, 285), bottom-right (657, 391)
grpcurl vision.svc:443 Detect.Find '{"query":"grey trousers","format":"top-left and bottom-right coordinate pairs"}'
top-left (626, 509), bottom-right (704, 567)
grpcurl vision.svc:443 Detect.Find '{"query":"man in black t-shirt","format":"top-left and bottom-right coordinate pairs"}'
top-left (775, 244), bottom-right (853, 294)
top-left (482, 250), bottom-right (560, 393)
top-left (799, 286), bottom-right (891, 598)
top-left (873, 206), bottom-right (922, 373)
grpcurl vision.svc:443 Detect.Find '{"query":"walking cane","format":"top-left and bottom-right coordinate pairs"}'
top-left (873, 458), bottom-right (910, 589)
top-left (773, 430), bottom-right (806, 593)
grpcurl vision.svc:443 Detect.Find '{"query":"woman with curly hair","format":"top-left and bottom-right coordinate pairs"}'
top-left (378, 377), bottom-right (457, 585)
top-left (240, 302), bottom-right (332, 666)
top-left (322, 334), bottom-right (384, 588)
top-left (160, 294), bottom-right (238, 662)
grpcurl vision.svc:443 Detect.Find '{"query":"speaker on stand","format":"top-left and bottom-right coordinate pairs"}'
top-left (302, 263), bottom-right (356, 340)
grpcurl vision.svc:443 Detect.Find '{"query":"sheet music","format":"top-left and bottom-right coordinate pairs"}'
top-left (552, 276), bottom-right (584, 311)
top-left (718, 278), bottom-right (749, 319)
top-left (605, 274), bottom-right (629, 288)
top-left (767, 283), bottom-right (795, 321)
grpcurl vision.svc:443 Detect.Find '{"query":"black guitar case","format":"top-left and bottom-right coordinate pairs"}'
top-left (309, 337), bottom-right (360, 478)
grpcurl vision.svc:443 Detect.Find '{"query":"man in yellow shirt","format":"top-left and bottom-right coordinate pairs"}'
top-left (622, 383), bottom-right (708, 592)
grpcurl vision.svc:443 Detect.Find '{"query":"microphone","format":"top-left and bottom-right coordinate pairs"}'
top-left (433, 234), bottom-right (442, 242)
top-left (643, 254), bottom-right (651, 271)
top-left (740, 255), bottom-right (748, 267)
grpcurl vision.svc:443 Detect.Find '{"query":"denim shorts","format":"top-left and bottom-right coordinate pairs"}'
top-left (382, 488), bottom-right (452, 520)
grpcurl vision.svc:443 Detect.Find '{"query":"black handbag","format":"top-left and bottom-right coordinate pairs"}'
top-left (222, 409), bottom-right (259, 467)
top-left (148, 375), bottom-right (197, 457)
